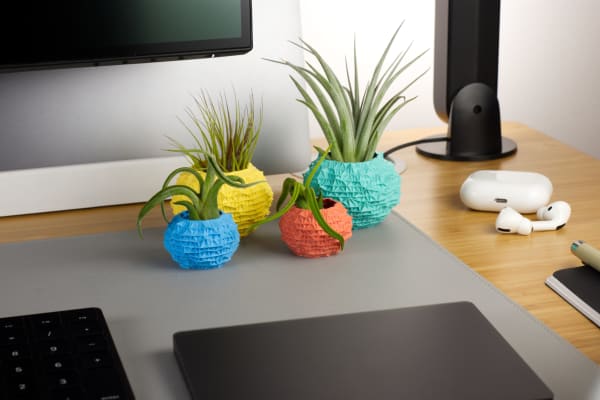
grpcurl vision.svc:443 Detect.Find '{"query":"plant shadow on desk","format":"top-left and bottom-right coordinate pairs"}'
top-left (38, 228), bottom-right (177, 272)
top-left (119, 228), bottom-right (181, 271)
top-left (237, 220), bottom-right (293, 257)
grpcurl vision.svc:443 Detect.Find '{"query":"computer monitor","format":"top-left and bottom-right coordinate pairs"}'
top-left (416, 0), bottom-right (517, 161)
top-left (0, 0), bottom-right (311, 216)
top-left (0, 0), bottom-right (253, 71)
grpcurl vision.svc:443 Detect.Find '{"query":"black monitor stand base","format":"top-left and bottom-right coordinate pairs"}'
top-left (416, 135), bottom-right (517, 161)
top-left (417, 82), bottom-right (517, 161)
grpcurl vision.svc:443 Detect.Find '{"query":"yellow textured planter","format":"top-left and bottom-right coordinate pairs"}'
top-left (171, 163), bottom-right (273, 237)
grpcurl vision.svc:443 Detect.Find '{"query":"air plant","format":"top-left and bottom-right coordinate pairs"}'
top-left (168, 90), bottom-right (262, 172)
top-left (269, 22), bottom-right (428, 162)
top-left (249, 147), bottom-right (346, 249)
top-left (136, 154), bottom-right (264, 237)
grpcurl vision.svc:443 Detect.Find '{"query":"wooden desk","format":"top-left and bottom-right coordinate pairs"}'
top-left (1, 121), bottom-right (599, 363)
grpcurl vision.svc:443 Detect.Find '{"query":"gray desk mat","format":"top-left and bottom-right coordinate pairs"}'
top-left (1, 211), bottom-right (598, 399)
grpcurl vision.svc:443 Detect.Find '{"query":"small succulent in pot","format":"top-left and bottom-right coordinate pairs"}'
top-left (268, 23), bottom-right (428, 229)
top-left (249, 147), bottom-right (352, 258)
top-left (167, 89), bottom-right (273, 238)
top-left (137, 154), bottom-right (265, 269)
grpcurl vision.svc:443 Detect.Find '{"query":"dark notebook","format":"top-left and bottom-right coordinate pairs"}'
top-left (545, 265), bottom-right (600, 327)
top-left (173, 301), bottom-right (552, 400)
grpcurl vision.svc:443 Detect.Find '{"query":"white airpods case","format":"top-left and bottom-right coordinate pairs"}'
top-left (459, 170), bottom-right (553, 213)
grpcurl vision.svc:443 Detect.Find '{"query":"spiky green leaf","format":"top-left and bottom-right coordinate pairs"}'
top-left (137, 185), bottom-right (201, 238)
top-left (305, 189), bottom-right (345, 250)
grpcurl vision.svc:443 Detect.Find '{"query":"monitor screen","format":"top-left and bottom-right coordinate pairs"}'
top-left (0, 0), bottom-right (252, 71)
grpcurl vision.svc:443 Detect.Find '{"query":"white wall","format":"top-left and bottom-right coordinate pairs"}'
top-left (499, 1), bottom-right (600, 159)
top-left (300, 0), bottom-right (600, 159)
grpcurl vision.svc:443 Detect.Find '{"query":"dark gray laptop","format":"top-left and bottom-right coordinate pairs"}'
top-left (173, 301), bottom-right (553, 399)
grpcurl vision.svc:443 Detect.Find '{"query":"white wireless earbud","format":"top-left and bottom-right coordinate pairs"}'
top-left (495, 207), bottom-right (533, 234)
top-left (496, 201), bottom-right (571, 235)
top-left (533, 201), bottom-right (571, 231)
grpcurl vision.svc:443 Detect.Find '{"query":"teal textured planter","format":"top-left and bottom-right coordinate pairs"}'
top-left (304, 152), bottom-right (400, 229)
top-left (163, 211), bottom-right (240, 270)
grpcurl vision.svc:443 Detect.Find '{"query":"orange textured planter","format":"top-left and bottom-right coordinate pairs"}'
top-left (278, 199), bottom-right (352, 258)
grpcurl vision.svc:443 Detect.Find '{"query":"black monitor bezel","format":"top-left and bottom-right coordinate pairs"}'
top-left (0, 0), bottom-right (252, 72)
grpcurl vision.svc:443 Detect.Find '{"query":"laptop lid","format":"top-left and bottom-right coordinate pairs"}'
top-left (173, 301), bottom-right (553, 399)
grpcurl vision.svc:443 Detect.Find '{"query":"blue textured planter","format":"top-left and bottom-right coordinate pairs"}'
top-left (304, 152), bottom-right (401, 229)
top-left (163, 211), bottom-right (240, 270)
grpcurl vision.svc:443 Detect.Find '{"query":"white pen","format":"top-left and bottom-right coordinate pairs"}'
top-left (570, 240), bottom-right (600, 273)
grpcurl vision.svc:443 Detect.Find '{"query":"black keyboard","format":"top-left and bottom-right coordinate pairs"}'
top-left (0, 307), bottom-right (134, 400)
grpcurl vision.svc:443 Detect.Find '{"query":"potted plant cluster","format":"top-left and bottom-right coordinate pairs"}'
top-left (168, 90), bottom-right (273, 238)
top-left (270, 23), bottom-right (428, 229)
top-left (250, 147), bottom-right (352, 258)
top-left (137, 154), bottom-right (264, 270)
top-left (139, 24), bottom-right (429, 263)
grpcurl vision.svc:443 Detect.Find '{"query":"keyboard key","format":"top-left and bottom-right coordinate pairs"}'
top-left (37, 339), bottom-right (72, 356)
top-left (34, 326), bottom-right (65, 341)
top-left (0, 327), bottom-right (26, 346)
top-left (7, 377), bottom-right (38, 399)
top-left (6, 359), bottom-right (33, 377)
top-left (76, 335), bottom-right (107, 353)
top-left (0, 345), bottom-right (30, 360)
top-left (71, 321), bottom-right (101, 336)
top-left (44, 355), bottom-right (75, 373)
top-left (46, 370), bottom-right (81, 389)
top-left (51, 385), bottom-right (85, 400)
top-left (81, 351), bottom-right (112, 369)
top-left (64, 309), bottom-right (99, 325)
top-left (31, 313), bottom-right (61, 329)
top-left (0, 317), bottom-right (24, 330)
